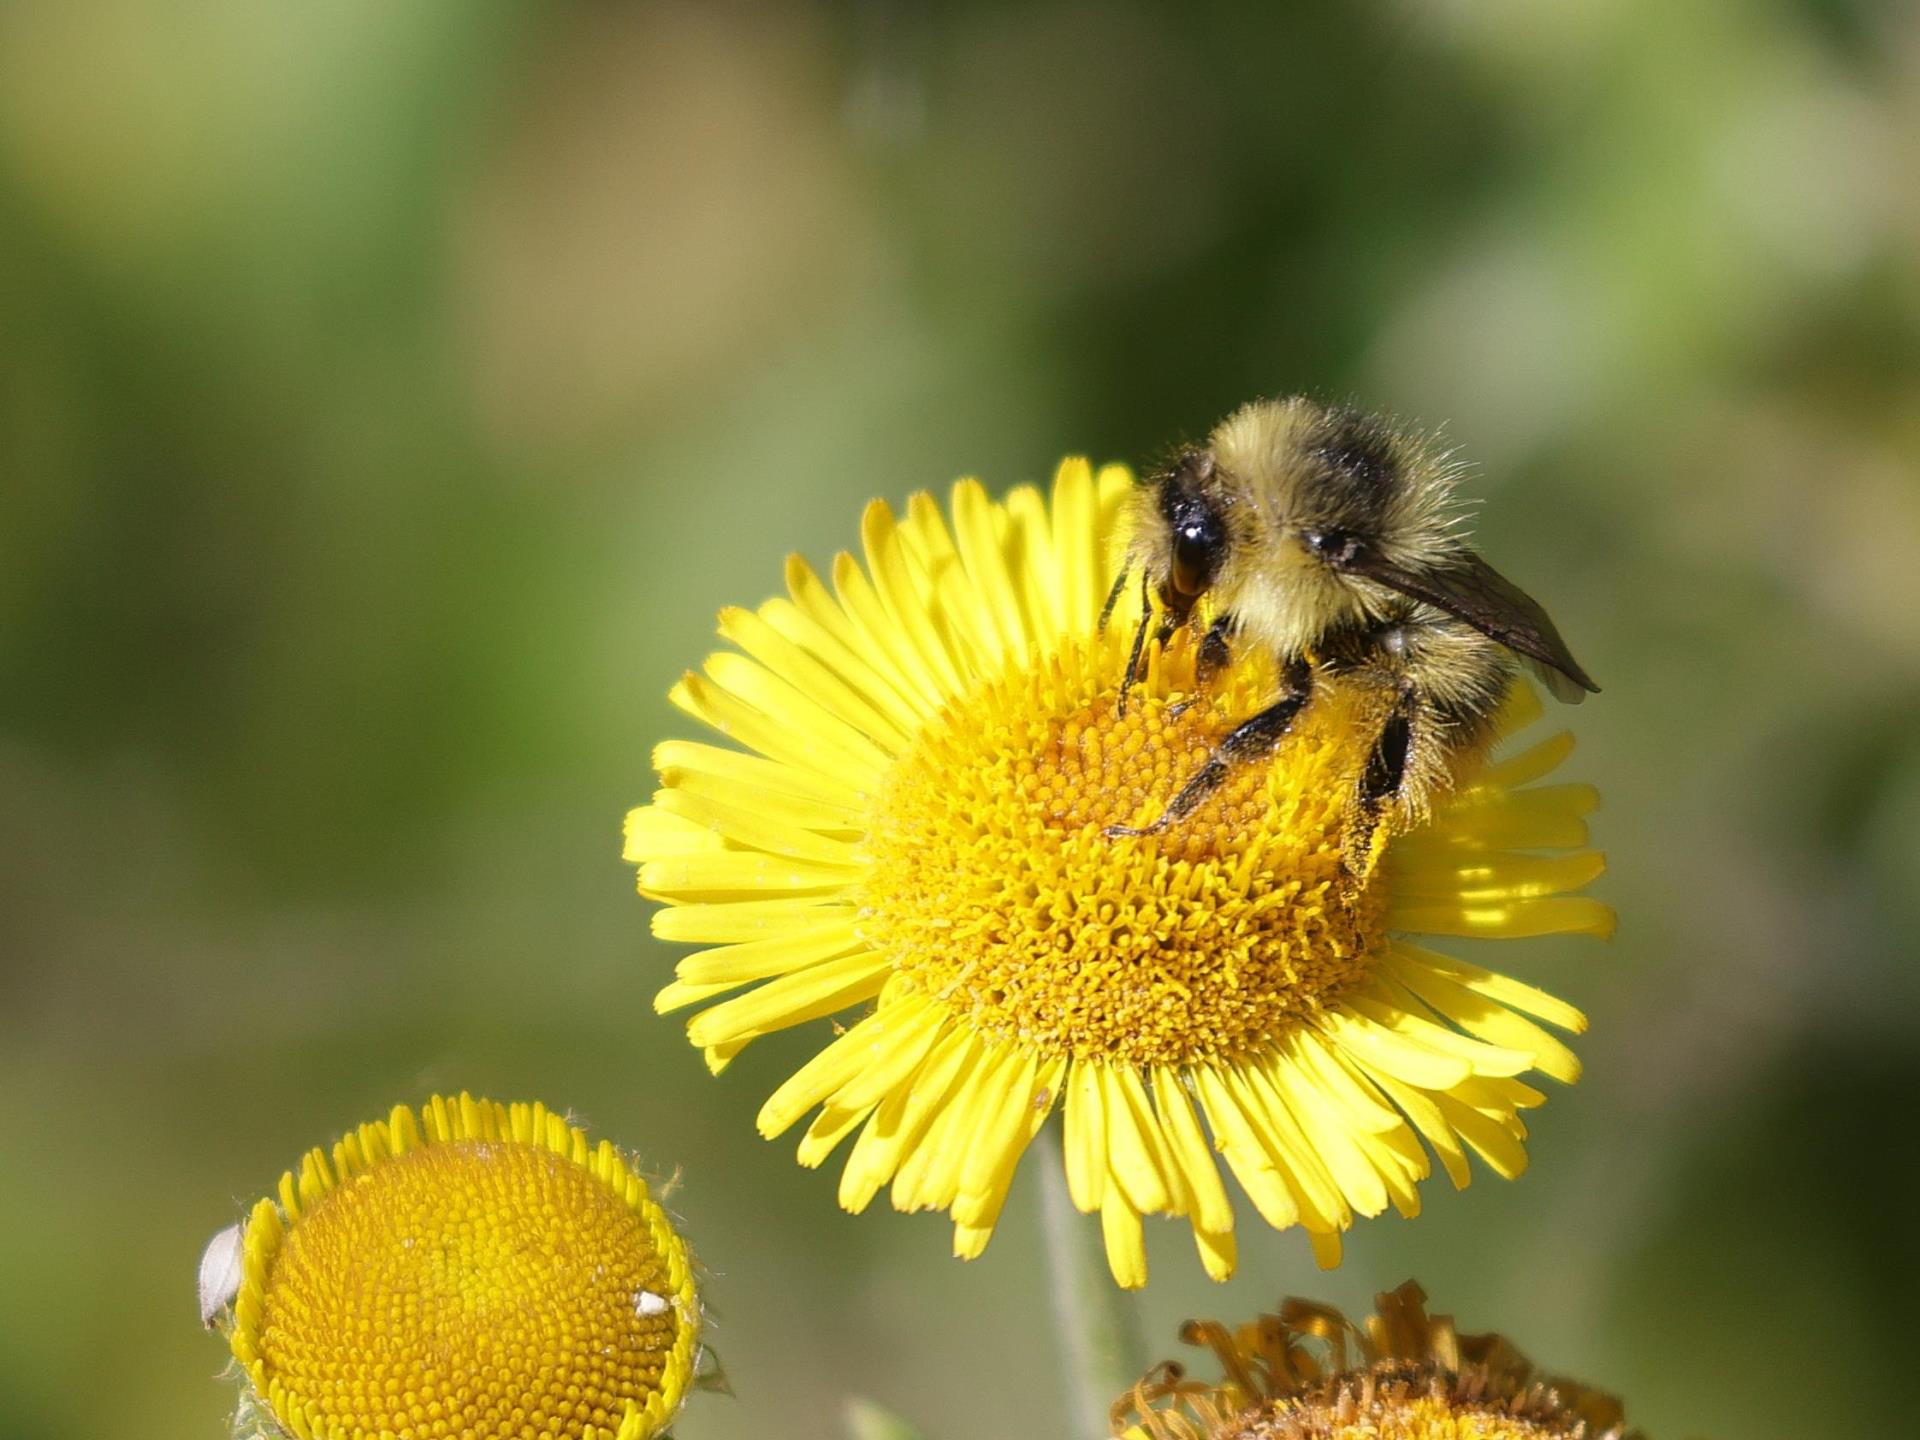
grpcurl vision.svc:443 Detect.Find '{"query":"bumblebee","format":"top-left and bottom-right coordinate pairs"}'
top-left (1105, 396), bottom-right (1598, 870)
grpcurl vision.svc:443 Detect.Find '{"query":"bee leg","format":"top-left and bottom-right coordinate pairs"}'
top-left (1197, 614), bottom-right (1235, 682)
top-left (1167, 614), bottom-right (1235, 718)
top-left (1343, 686), bottom-right (1417, 881)
top-left (1117, 572), bottom-right (1156, 717)
top-left (1107, 658), bottom-right (1314, 837)
top-left (1098, 568), bottom-right (1130, 630)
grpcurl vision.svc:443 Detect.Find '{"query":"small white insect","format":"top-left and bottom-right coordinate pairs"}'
top-left (633, 1289), bottom-right (671, 1319)
top-left (198, 1221), bottom-right (244, 1328)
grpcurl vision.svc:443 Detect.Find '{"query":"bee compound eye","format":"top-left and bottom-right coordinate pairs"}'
top-left (1170, 517), bottom-right (1220, 598)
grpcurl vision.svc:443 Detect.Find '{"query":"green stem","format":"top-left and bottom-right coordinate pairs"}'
top-left (1036, 1122), bottom-right (1145, 1440)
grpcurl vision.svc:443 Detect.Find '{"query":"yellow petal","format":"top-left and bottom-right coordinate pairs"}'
top-left (1363, 1066), bottom-right (1469, 1189)
top-left (901, 492), bottom-right (1000, 675)
top-left (1434, 1091), bottom-right (1529, 1180)
top-left (795, 1101), bottom-right (874, 1168)
top-left (1192, 1064), bottom-right (1300, 1231)
top-left (837, 1026), bottom-right (979, 1212)
top-left (1263, 1053), bottom-right (1389, 1218)
top-left (1466, 728), bottom-right (1575, 792)
top-left (952, 1050), bottom-right (1041, 1226)
top-left (652, 787), bottom-right (860, 867)
top-left (704, 650), bottom-right (896, 777)
top-left (1232, 1062), bottom-right (1353, 1231)
top-left (1004, 484), bottom-right (1063, 639)
top-left (1346, 983), bottom-right (1535, 1078)
top-left (953, 1053), bottom-right (1062, 1238)
top-left (1389, 894), bottom-right (1617, 941)
top-left (862, 500), bottom-right (965, 699)
top-left (1100, 1064), bottom-right (1175, 1217)
top-left (1425, 784), bottom-right (1600, 851)
top-left (1050, 458), bottom-right (1099, 637)
top-left (1397, 944), bottom-right (1589, 1033)
top-left (1284, 1028), bottom-right (1405, 1134)
top-left (948, 478), bottom-right (1029, 659)
top-left (684, 951), bottom-right (889, 1049)
top-left (717, 605), bottom-right (915, 754)
top-left (756, 997), bottom-right (937, 1139)
top-left (767, 569), bottom-right (927, 729)
top-left (657, 757), bottom-right (864, 831)
top-left (1192, 1221), bottom-right (1237, 1283)
top-left (1101, 1190), bottom-right (1148, 1290)
top-left (673, 920), bottom-right (865, 988)
top-left (1314, 1004), bottom-right (1473, 1091)
top-left (1388, 955), bottom-right (1583, 1084)
top-left (670, 671), bottom-right (884, 794)
top-left (1151, 1067), bottom-right (1234, 1236)
top-left (834, 549), bottom-right (946, 710)
top-left (638, 850), bottom-right (857, 900)
top-left (1308, 1228), bottom-right (1345, 1270)
top-left (1385, 848), bottom-right (1607, 905)
top-left (651, 898), bottom-right (854, 945)
top-left (893, 1042), bottom-right (1014, 1212)
top-left (622, 806), bottom-right (721, 862)
top-left (655, 975), bottom-right (752, 1014)
top-left (1063, 1061), bottom-right (1107, 1213)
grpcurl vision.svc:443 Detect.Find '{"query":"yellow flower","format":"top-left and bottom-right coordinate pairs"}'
top-left (1114, 1280), bottom-right (1639, 1440)
top-left (625, 461), bottom-right (1610, 1287)
top-left (204, 1094), bottom-right (701, 1440)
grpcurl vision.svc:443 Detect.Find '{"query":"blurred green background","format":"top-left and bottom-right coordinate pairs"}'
top-left (3, 2), bottom-right (1917, 1438)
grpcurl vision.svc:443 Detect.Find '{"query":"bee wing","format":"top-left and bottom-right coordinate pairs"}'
top-left (1345, 548), bottom-right (1600, 700)
top-left (1520, 651), bottom-right (1596, 706)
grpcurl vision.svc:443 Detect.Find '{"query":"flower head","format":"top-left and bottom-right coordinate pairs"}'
top-left (1115, 1280), bottom-right (1639, 1440)
top-left (205, 1094), bottom-right (700, 1440)
top-left (626, 461), bottom-right (1609, 1286)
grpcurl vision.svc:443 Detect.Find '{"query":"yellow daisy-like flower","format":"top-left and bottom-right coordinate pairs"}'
top-left (204, 1094), bottom-right (701, 1440)
top-left (1115, 1280), bottom-right (1639, 1440)
top-left (625, 461), bottom-right (1610, 1287)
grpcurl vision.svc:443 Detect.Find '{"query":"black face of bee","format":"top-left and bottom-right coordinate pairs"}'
top-left (1157, 450), bottom-right (1226, 624)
